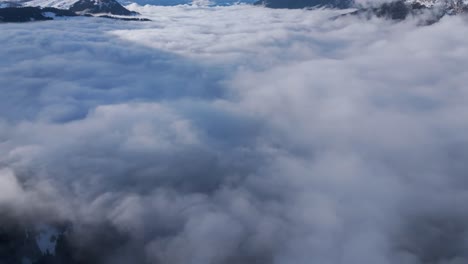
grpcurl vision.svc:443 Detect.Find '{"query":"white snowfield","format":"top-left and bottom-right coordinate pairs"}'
top-left (0, 0), bottom-right (78, 8)
top-left (22, 0), bottom-right (79, 8)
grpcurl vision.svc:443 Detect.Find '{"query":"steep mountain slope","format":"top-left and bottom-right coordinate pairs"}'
top-left (11, 0), bottom-right (138, 15)
top-left (253, 0), bottom-right (468, 24)
top-left (356, 0), bottom-right (468, 21)
top-left (0, 1), bottom-right (22, 7)
top-left (69, 0), bottom-right (137, 15)
top-left (0, 6), bottom-right (76, 22)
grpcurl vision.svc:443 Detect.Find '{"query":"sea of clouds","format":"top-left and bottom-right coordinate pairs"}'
top-left (1, 4), bottom-right (468, 264)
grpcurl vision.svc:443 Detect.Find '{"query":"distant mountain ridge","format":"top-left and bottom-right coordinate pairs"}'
top-left (254, 0), bottom-right (353, 9)
top-left (254, 0), bottom-right (468, 10)
top-left (1, 0), bottom-right (138, 14)
top-left (352, 0), bottom-right (468, 22)
top-left (3, 0), bottom-right (256, 8)
top-left (0, 0), bottom-right (147, 23)
top-left (0, 0), bottom-right (150, 23)
top-left (254, 0), bottom-right (468, 24)
top-left (0, 6), bottom-right (76, 21)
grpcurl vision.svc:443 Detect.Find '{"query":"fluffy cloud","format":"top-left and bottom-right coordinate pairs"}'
top-left (1, 4), bottom-right (468, 264)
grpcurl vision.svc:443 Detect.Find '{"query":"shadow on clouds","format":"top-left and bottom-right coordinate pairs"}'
top-left (1, 5), bottom-right (468, 264)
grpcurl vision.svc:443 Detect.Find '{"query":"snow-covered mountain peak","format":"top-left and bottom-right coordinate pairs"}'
top-left (406, 0), bottom-right (468, 7)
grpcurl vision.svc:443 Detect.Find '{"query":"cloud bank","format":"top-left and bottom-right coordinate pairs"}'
top-left (1, 5), bottom-right (468, 264)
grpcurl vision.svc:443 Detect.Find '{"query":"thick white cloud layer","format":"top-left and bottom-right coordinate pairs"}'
top-left (1, 5), bottom-right (468, 264)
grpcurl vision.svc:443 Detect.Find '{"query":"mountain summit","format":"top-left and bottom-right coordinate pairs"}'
top-left (69, 0), bottom-right (137, 15)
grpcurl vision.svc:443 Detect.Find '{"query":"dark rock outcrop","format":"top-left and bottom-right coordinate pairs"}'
top-left (0, 5), bottom-right (148, 23)
top-left (0, 7), bottom-right (52, 22)
top-left (96, 14), bottom-right (151, 20)
top-left (42, 7), bottom-right (78, 16)
top-left (351, 1), bottom-right (430, 20)
top-left (69, 0), bottom-right (138, 15)
top-left (0, 6), bottom-right (77, 23)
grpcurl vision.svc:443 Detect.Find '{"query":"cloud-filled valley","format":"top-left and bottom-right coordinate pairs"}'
top-left (1, 4), bottom-right (468, 264)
